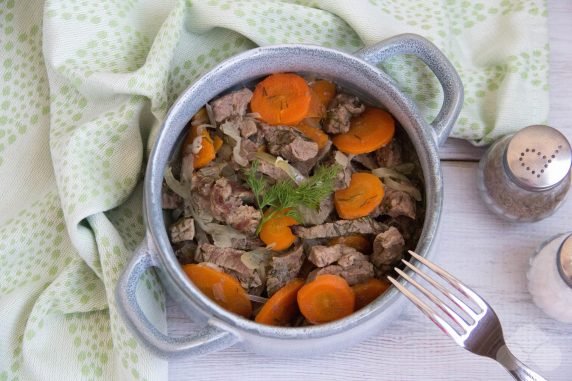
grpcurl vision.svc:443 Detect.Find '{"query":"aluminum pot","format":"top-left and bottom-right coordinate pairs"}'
top-left (116, 33), bottom-right (463, 358)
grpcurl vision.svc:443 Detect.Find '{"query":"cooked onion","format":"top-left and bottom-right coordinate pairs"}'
top-left (383, 177), bottom-right (422, 201)
top-left (248, 294), bottom-right (268, 304)
top-left (205, 103), bottom-right (217, 129)
top-left (371, 167), bottom-right (409, 182)
top-left (220, 119), bottom-right (248, 167)
top-left (255, 152), bottom-right (306, 184)
top-left (164, 166), bottom-right (191, 199)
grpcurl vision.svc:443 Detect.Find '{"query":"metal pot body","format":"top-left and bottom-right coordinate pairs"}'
top-left (116, 33), bottom-right (463, 358)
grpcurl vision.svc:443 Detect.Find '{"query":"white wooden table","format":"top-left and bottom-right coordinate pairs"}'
top-left (168, 2), bottom-right (572, 379)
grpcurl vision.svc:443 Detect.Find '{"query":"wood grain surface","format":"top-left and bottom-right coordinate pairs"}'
top-left (168, 1), bottom-right (572, 379)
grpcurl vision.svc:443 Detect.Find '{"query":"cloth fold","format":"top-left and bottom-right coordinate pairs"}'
top-left (0, 0), bottom-right (548, 379)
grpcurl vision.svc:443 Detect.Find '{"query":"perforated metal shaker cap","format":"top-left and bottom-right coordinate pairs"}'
top-left (504, 125), bottom-right (572, 191)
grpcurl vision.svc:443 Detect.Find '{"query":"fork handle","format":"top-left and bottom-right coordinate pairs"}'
top-left (496, 346), bottom-right (547, 381)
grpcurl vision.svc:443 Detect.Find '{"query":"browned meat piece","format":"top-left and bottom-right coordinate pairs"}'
top-left (239, 118), bottom-right (258, 138)
top-left (162, 185), bottom-right (183, 209)
top-left (297, 196), bottom-right (334, 225)
top-left (262, 126), bottom-right (319, 163)
top-left (340, 260), bottom-right (375, 285)
top-left (371, 227), bottom-right (405, 274)
top-left (307, 261), bottom-right (373, 286)
top-left (266, 245), bottom-right (305, 296)
top-left (375, 140), bottom-right (402, 168)
top-left (378, 187), bottom-right (416, 219)
top-left (174, 241), bottom-right (196, 265)
top-left (293, 217), bottom-right (387, 239)
top-left (169, 218), bottom-right (195, 243)
top-left (307, 265), bottom-right (343, 282)
top-left (309, 244), bottom-right (359, 267)
top-left (210, 178), bottom-right (241, 220)
top-left (227, 205), bottom-right (261, 235)
top-left (211, 88), bottom-right (253, 123)
top-left (197, 243), bottom-right (262, 290)
top-left (231, 236), bottom-right (265, 251)
top-left (337, 249), bottom-right (369, 268)
top-left (209, 178), bottom-right (261, 233)
top-left (238, 138), bottom-right (258, 164)
top-left (257, 160), bottom-right (291, 182)
top-left (323, 94), bottom-right (365, 134)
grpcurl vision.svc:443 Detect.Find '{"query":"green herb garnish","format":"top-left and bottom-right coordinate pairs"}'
top-left (245, 160), bottom-right (340, 233)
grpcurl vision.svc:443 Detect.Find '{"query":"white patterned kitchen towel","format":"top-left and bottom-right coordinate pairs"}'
top-left (0, 0), bottom-right (548, 380)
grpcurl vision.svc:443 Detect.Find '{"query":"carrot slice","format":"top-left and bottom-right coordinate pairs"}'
top-left (255, 278), bottom-right (305, 326)
top-left (311, 79), bottom-right (336, 107)
top-left (352, 278), bottom-right (390, 310)
top-left (297, 274), bottom-right (355, 324)
top-left (259, 210), bottom-right (298, 251)
top-left (332, 107), bottom-right (395, 154)
top-left (182, 264), bottom-right (252, 318)
top-left (328, 234), bottom-right (372, 254)
top-left (334, 172), bottom-right (384, 219)
top-left (213, 135), bottom-right (223, 152)
top-left (250, 73), bottom-right (312, 125)
top-left (183, 124), bottom-right (216, 169)
top-left (294, 119), bottom-right (329, 150)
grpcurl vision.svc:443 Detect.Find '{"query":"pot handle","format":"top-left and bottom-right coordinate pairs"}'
top-left (115, 237), bottom-right (239, 358)
top-left (355, 33), bottom-right (463, 146)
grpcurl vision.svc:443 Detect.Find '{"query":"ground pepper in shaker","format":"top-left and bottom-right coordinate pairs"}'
top-left (477, 125), bottom-right (572, 222)
top-left (527, 233), bottom-right (572, 323)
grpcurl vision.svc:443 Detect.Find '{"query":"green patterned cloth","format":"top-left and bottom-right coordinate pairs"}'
top-left (0, 0), bottom-right (548, 379)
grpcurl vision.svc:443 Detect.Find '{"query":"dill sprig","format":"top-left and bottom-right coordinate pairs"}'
top-left (244, 161), bottom-right (340, 233)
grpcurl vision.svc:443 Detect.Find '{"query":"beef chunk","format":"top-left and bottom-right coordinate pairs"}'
top-left (309, 244), bottom-right (358, 267)
top-left (173, 241), bottom-right (197, 265)
top-left (323, 94), bottom-right (365, 134)
top-left (169, 218), bottom-right (195, 243)
top-left (266, 245), bottom-right (305, 296)
top-left (231, 236), bottom-right (265, 251)
top-left (307, 260), bottom-right (373, 286)
top-left (197, 243), bottom-right (262, 290)
top-left (211, 88), bottom-right (253, 123)
top-left (227, 205), bottom-right (261, 235)
top-left (375, 140), bottom-right (402, 168)
top-left (239, 118), bottom-right (258, 138)
top-left (297, 196), bottom-right (334, 226)
top-left (371, 227), bottom-right (405, 274)
top-left (162, 185), bottom-right (183, 209)
top-left (209, 178), bottom-right (261, 234)
top-left (337, 250), bottom-right (369, 268)
top-left (379, 187), bottom-right (416, 219)
top-left (307, 265), bottom-right (343, 282)
top-left (293, 217), bottom-right (387, 239)
top-left (262, 126), bottom-right (319, 162)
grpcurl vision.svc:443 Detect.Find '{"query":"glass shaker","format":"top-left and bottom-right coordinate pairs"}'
top-left (527, 232), bottom-right (572, 323)
top-left (477, 125), bottom-right (572, 222)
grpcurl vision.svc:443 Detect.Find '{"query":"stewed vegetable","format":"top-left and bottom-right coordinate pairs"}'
top-left (163, 73), bottom-right (425, 326)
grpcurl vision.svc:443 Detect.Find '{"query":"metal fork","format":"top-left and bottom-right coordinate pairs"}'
top-left (388, 251), bottom-right (547, 381)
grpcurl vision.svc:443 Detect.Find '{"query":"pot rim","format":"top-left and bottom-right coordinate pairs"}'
top-left (145, 43), bottom-right (443, 339)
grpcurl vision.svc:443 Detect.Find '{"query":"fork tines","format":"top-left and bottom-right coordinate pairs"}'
top-left (387, 251), bottom-right (486, 342)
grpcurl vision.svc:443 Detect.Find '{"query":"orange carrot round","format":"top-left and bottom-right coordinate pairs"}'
top-left (332, 107), bottom-right (395, 154)
top-left (250, 73), bottom-right (312, 125)
top-left (182, 264), bottom-right (252, 318)
top-left (334, 172), bottom-right (384, 219)
top-left (297, 274), bottom-right (355, 324)
top-left (311, 79), bottom-right (336, 107)
top-left (184, 124), bottom-right (216, 169)
top-left (255, 278), bottom-right (305, 326)
top-left (352, 278), bottom-right (390, 310)
top-left (328, 234), bottom-right (372, 254)
top-left (294, 119), bottom-right (329, 150)
top-left (259, 211), bottom-right (298, 251)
